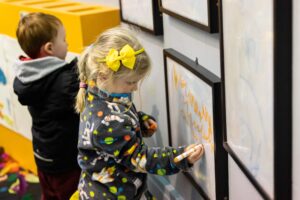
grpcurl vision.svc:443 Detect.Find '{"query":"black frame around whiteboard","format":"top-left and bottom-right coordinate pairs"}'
top-left (119, 0), bottom-right (163, 35)
top-left (160, 0), bottom-right (218, 33)
top-left (219, 0), bottom-right (292, 199)
top-left (164, 48), bottom-right (228, 200)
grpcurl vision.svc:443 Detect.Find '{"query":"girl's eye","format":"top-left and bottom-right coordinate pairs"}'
top-left (127, 82), bottom-right (136, 85)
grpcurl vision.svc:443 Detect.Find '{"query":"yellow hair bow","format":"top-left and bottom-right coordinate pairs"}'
top-left (99, 44), bottom-right (144, 72)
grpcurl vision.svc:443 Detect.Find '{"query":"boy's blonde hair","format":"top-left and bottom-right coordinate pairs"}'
top-left (16, 12), bottom-right (62, 59)
top-left (75, 27), bottom-right (151, 113)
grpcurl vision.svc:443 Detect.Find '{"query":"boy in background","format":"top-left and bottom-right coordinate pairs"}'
top-left (13, 12), bottom-right (80, 200)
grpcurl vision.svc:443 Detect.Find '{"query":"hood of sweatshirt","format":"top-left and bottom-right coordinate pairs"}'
top-left (13, 56), bottom-right (76, 106)
top-left (13, 56), bottom-right (68, 84)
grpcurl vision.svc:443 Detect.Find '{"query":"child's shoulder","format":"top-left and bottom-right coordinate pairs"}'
top-left (63, 57), bottom-right (78, 70)
top-left (51, 58), bottom-right (78, 86)
top-left (56, 57), bottom-right (78, 74)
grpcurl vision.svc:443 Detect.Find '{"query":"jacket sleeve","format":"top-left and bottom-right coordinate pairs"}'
top-left (13, 77), bottom-right (45, 105)
top-left (91, 108), bottom-right (190, 175)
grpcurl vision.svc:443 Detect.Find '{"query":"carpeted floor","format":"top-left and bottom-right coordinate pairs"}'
top-left (0, 177), bottom-right (41, 200)
top-left (0, 147), bottom-right (41, 200)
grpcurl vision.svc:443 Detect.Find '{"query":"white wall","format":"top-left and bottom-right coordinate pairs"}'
top-left (293, 0), bottom-right (300, 199)
top-left (163, 15), bottom-right (220, 77)
top-left (0, 34), bottom-right (32, 139)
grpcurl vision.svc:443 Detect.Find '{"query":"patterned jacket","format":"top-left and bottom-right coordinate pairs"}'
top-left (77, 85), bottom-right (191, 200)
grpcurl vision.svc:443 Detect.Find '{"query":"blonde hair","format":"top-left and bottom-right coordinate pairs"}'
top-left (16, 12), bottom-right (62, 59)
top-left (75, 27), bottom-right (151, 113)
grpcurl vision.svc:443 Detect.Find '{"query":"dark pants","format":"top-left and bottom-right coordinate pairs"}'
top-left (38, 168), bottom-right (81, 200)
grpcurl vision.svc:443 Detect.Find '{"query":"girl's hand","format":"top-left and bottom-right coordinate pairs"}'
top-left (142, 119), bottom-right (157, 137)
top-left (185, 144), bottom-right (204, 164)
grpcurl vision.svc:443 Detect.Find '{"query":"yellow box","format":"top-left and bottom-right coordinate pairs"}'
top-left (0, 0), bottom-right (120, 53)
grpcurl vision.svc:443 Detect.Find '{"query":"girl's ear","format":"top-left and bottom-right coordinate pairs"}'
top-left (97, 72), bottom-right (108, 81)
top-left (97, 72), bottom-right (109, 89)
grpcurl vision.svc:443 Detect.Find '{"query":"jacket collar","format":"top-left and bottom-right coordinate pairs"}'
top-left (87, 86), bottom-right (132, 106)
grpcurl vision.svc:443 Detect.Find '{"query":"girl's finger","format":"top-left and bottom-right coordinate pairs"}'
top-left (148, 119), bottom-right (155, 125)
top-left (188, 145), bottom-right (204, 163)
top-left (185, 144), bottom-right (197, 152)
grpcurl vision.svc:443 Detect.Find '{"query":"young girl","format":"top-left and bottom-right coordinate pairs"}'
top-left (74, 27), bottom-right (203, 200)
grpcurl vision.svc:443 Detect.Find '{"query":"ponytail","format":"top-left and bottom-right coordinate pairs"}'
top-left (75, 48), bottom-right (89, 113)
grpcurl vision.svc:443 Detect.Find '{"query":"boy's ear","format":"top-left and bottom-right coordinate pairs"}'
top-left (41, 42), bottom-right (54, 55)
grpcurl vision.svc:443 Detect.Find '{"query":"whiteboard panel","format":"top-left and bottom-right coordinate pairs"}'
top-left (164, 49), bottom-right (227, 199)
top-left (0, 34), bottom-right (32, 139)
top-left (120, 0), bottom-right (163, 35)
top-left (162, 0), bottom-right (208, 25)
top-left (161, 0), bottom-right (218, 33)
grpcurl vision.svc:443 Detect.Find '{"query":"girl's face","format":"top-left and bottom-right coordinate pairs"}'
top-left (105, 74), bottom-right (143, 94)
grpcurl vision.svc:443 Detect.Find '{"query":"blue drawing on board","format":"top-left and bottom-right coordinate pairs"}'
top-left (0, 68), bottom-right (7, 85)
